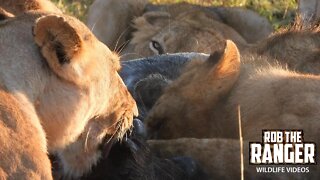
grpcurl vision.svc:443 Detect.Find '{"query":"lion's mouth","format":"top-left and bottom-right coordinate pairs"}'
top-left (100, 115), bottom-right (135, 158)
top-left (101, 117), bottom-right (144, 159)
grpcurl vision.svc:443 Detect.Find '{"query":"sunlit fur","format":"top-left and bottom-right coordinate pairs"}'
top-left (252, 15), bottom-right (320, 74)
top-left (86, 1), bottom-right (272, 60)
top-left (0, 12), bottom-right (137, 179)
top-left (146, 40), bottom-right (320, 145)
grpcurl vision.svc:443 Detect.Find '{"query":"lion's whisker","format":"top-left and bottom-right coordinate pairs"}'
top-left (116, 39), bottom-right (131, 54)
top-left (114, 27), bottom-right (130, 52)
top-left (90, 21), bottom-right (97, 32)
top-left (105, 124), bottom-right (120, 144)
top-left (105, 117), bottom-right (125, 144)
top-left (103, 112), bottom-right (134, 145)
top-left (84, 126), bottom-right (91, 152)
top-left (106, 117), bottom-right (124, 129)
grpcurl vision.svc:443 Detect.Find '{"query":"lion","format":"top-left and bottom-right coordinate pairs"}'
top-left (86, 0), bottom-right (147, 53)
top-left (145, 40), bottom-right (320, 143)
top-left (0, 11), bottom-right (137, 179)
top-left (87, 0), bottom-right (272, 60)
top-left (143, 41), bottom-right (320, 178)
top-left (250, 17), bottom-right (320, 75)
top-left (0, 88), bottom-right (52, 179)
top-left (0, 0), bottom-right (61, 16)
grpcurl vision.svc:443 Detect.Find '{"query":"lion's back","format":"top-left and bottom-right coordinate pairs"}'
top-left (0, 88), bottom-right (51, 179)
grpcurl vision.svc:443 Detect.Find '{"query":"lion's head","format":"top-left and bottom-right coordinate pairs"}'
top-left (86, 1), bottom-right (272, 61)
top-left (145, 41), bottom-right (240, 139)
top-left (121, 9), bottom-right (247, 60)
top-left (0, 12), bottom-right (137, 178)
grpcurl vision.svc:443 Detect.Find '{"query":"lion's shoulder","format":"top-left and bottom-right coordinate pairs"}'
top-left (0, 88), bottom-right (52, 179)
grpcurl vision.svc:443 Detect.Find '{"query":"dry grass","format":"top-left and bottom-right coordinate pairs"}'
top-left (52, 0), bottom-right (298, 29)
top-left (52, 0), bottom-right (93, 21)
top-left (150, 0), bottom-right (298, 29)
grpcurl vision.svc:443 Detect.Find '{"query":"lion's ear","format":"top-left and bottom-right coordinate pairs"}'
top-left (33, 15), bottom-right (92, 85)
top-left (208, 40), bottom-right (240, 77)
top-left (206, 40), bottom-right (240, 93)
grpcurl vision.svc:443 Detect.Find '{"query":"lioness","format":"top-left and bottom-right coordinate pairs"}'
top-left (145, 40), bottom-right (320, 143)
top-left (87, 0), bottom-right (272, 60)
top-left (144, 41), bottom-right (320, 179)
top-left (0, 12), bottom-right (137, 179)
top-left (0, 88), bottom-right (52, 179)
top-left (251, 17), bottom-right (320, 74)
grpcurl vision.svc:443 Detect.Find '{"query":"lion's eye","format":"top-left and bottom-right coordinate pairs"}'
top-left (149, 40), bottom-right (164, 55)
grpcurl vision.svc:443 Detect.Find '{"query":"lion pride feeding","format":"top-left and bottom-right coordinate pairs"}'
top-left (144, 40), bottom-right (320, 179)
top-left (1, 0), bottom-right (320, 180)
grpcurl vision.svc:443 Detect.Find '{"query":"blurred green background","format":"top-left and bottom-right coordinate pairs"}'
top-left (52, 0), bottom-right (298, 29)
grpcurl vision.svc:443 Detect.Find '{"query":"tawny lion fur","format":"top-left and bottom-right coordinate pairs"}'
top-left (251, 17), bottom-right (320, 74)
top-left (0, 89), bottom-right (52, 179)
top-left (0, 12), bottom-right (137, 179)
top-left (125, 8), bottom-right (247, 59)
top-left (146, 40), bottom-right (320, 144)
top-left (86, 1), bottom-right (272, 60)
top-left (145, 41), bottom-right (320, 179)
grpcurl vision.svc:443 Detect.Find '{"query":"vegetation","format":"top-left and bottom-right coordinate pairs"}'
top-left (52, 0), bottom-right (298, 29)
top-left (52, 0), bottom-right (93, 21)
